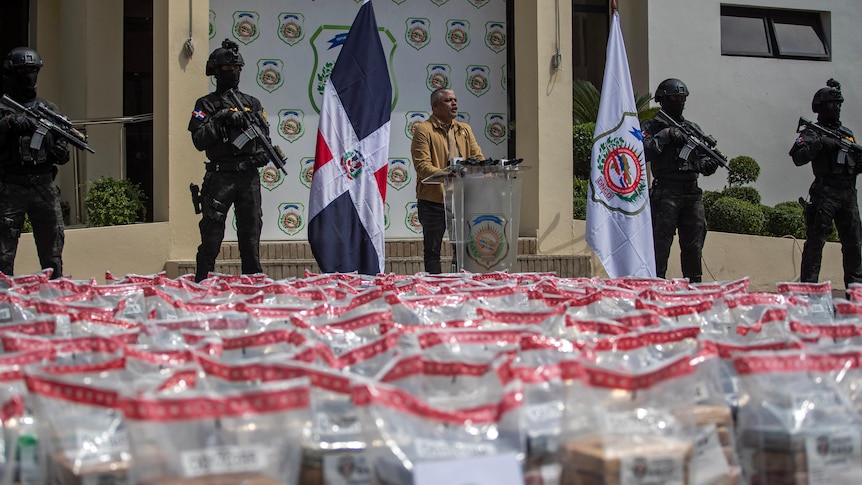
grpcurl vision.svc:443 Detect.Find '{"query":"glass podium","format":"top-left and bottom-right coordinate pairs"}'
top-left (422, 158), bottom-right (528, 273)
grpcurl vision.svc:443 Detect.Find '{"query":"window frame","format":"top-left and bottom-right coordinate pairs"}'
top-left (720, 5), bottom-right (830, 61)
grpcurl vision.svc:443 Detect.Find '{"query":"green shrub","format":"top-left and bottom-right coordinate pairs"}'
top-left (573, 179), bottom-right (588, 220)
top-left (727, 155), bottom-right (760, 187)
top-left (720, 186), bottom-right (761, 206)
top-left (761, 202), bottom-right (805, 238)
top-left (84, 177), bottom-right (147, 227)
top-left (573, 122), bottom-right (595, 180)
top-left (707, 197), bottom-right (765, 235)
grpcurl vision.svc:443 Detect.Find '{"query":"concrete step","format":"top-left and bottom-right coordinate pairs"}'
top-left (163, 239), bottom-right (591, 279)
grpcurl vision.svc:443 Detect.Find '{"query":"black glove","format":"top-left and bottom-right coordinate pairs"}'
top-left (48, 140), bottom-right (70, 165)
top-left (213, 108), bottom-right (245, 128)
top-left (665, 127), bottom-right (687, 145)
top-left (698, 158), bottom-right (720, 176)
top-left (0, 114), bottom-right (36, 135)
top-left (253, 152), bottom-right (270, 167)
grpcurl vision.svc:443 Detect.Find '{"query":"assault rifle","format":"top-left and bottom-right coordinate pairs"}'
top-left (655, 110), bottom-right (728, 170)
top-left (0, 94), bottom-right (94, 154)
top-left (224, 89), bottom-right (288, 176)
top-left (797, 117), bottom-right (862, 168)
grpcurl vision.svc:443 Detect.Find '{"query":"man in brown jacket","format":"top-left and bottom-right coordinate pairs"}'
top-left (411, 88), bottom-right (484, 273)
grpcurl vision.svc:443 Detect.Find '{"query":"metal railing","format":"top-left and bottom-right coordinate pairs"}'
top-left (69, 113), bottom-right (153, 224)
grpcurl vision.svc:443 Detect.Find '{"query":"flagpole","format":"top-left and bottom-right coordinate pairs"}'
top-left (611, 0), bottom-right (618, 14)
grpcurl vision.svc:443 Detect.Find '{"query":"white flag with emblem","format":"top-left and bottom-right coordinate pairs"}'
top-left (585, 11), bottom-right (655, 278)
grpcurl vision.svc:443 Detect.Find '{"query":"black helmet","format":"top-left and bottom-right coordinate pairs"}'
top-left (811, 78), bottom-right (843, 114)
top-left (654, 78), bottom-right (688, 103)
top-left (3, 47), bottom-right (43, 76)
top-left (205, 39), bottom-right (244, 76)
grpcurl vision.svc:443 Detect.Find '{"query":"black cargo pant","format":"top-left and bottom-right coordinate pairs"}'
top-left (801, 179), bottom-right (862, 287)
top-left (195, 169), bottom-right (262, 282)
top-left (0, 178), bottom-right (64, 279)
top-left (650, 182), bottom-right (706, 282)
top-left (418, 198), bottom-right (455, 274)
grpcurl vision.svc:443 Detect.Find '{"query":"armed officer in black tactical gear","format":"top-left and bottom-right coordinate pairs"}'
top-left (0, 47), bottom-right (69, 279)
top-left (188, 39), bottom-right (271, 283)
top-left (790, 79), bottom-right (862, 287)
top-left (642, 78), bottom-right (721, 283)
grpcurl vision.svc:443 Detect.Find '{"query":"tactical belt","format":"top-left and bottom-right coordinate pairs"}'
top-left (652, 179), bottom-right (698, 192)
top-left (816, 178), bottom-right (855, 190)
top-left (205, 160), bottom-right (256, 172)
top-left (0, 172), bottom-right (54, 186)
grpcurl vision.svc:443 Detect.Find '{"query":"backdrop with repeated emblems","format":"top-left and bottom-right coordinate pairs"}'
top-left (206, 0), bottom-right (508, 240)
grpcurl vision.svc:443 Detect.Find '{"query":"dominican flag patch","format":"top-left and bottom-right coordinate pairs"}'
top-left (192, 109), bottom-right (207, 120)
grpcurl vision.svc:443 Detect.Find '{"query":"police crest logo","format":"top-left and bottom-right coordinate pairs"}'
top-left (341, 150), bottom-right (364, 181)
top-left (208, 11), bottom-right (216, 40)
top-left (309, 24), bottom-right (397, 114)
top-left (466, 65), bottom-right (490, 97)
top-left (456, 112), bottom-right (470, 124)
top-left (384, 203), bottom-right (391, 229)
top-left (484, 113), bottom-right (507, 145)
top-left (260, 164), bottom-right (284, 192)
top-left (277, 203), bottom-right (305, 236)
top-left (592, 112), bottom-right (648, 213)
top-left (277, 13), bottom-right (305, 46)
top-left (387, 158), bottom-right (412, 191)
top-left (299, 157), bottom-right (314, 189)
top-left (426, 64), bottom-right (451, 92)
top-left (405, 18), bottom-right (431, 51)
top-left (257, 60), bottom-right (284, 93)
top-left (277, 109), bottom-right (304, 143)
top-left (405, 111), bottom-right (429, 140)
top-left (232, 12), bottom-right (260, 45)
top-left (467, 214), bottom-right (508, 270)
top-left (405, 202), bottom-right (422, 234)
top-left (392, 0), bottom-right (406, 4)
top-left (445, 20), bottom-right (471, 52)
top-left (469, 0), bottom-right (492, 8)
top-left (485, 21), bottom-right (507, 53)
top-left (430, 0), bottom-right (450, 5)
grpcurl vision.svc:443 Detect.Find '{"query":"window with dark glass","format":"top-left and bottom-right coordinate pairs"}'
top-left (720, 6), bottom-right (829, 60)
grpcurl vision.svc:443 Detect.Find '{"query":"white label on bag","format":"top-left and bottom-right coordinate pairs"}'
top-left (70, 430), bottom-right (129, 466)
top-left (600, 410), bottom-right (674, 436)
top-left (619, 454), bottom-right (685, 485)
top-left (414, 452), bottom-right (522, 485)
top-left (805, 431), bottom-right (862, 482)
top-left (413, 438), bottom-right (497, 460)
top-left (689, 424), bottom-right (730, 485)
top-left (180, 445), bottom-right (269, 477)
top-left (0, 307), bottom-right (11, 321)
top-left (524, 401), bottom-right (563, 425)
top-left (791, 391), bottom-right (844, 412)
top-left (315, 411), bottom-right (362, 436)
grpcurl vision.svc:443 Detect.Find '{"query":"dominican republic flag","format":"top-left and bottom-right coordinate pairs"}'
top-left (585, 11), bottom-right (655, 278)
top-left (308, 0), bottom-right (391, 275)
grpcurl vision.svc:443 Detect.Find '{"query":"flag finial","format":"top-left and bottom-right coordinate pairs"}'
top-left (612, 0), bottom-right (618, 13)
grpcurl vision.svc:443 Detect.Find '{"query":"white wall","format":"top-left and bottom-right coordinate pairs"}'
top-left (644, 0), bottom-right (862, 207)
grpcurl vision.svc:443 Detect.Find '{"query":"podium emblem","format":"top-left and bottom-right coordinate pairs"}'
top-left (467, 214), bottom-right (508, 269)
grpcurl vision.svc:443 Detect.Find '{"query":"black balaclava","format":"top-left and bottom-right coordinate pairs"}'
top-left (818, 103), bottom-right (841, 126)
top-left (214, 69), bottom-right (240, 94)
top-left (7, 68), bottom-right (39, 102)
top-left (661, 97), bottom-right (686, 121)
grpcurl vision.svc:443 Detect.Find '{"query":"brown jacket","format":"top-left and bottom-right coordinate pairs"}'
top-left (411, 114), bottom-right (484, 203)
